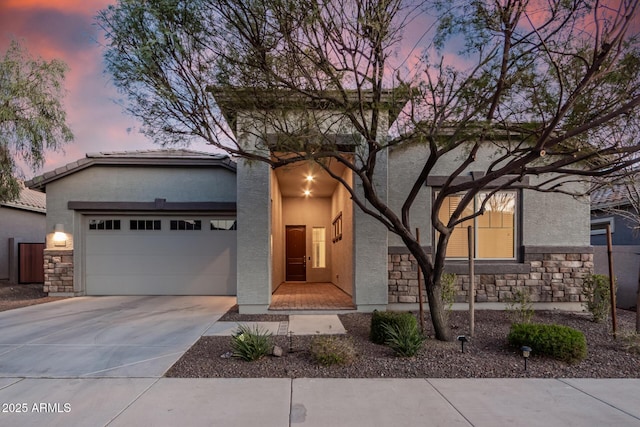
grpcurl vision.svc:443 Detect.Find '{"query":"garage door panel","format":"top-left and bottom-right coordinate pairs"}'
top-left (85, 216), bottom-right (237, 296)
top-left (86, 252), bottom-right (237, 276)
top-left (87, 274), bottom-right (236, 296)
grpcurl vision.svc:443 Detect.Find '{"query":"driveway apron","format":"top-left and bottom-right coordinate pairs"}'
top-left (0, 296), bottom-right (234, 378)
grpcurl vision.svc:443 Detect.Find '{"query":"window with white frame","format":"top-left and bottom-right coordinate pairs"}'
top-left (437, 191), bottom-right (516, 259)
top-left (312, 227), bottom-right (326, 268)
top-left (590, 217), bottom-right (614, 235)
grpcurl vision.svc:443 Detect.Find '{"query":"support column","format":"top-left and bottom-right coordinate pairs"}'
top-left (237, 158), bottom-right (272, 314)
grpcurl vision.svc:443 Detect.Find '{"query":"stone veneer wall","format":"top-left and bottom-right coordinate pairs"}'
top-left (388, 250), bottom-right (593, 304)
top-left (44, 249), bottom-right (74, 294)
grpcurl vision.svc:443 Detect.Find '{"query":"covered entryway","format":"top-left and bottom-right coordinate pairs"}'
top-left (84, 215), bottom-right (236, 295)
top-left (270, 157), bottom-right (355, 309)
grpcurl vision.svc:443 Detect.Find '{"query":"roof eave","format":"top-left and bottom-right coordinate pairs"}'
top-left (208, 86), bottom-right (409, 139)
top-left (26, 154), bottom-right (236, 191)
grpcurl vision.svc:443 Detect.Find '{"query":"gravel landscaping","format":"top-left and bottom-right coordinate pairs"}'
top-left (166, 307), bottom-right (640, 379)
top-left (0, 282), bottom-right (67, 312)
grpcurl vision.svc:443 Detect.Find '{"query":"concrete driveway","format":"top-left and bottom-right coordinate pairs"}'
top-left (0, 296), bottom-right (235, 378)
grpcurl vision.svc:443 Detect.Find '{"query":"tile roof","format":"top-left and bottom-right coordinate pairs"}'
top-left (85, 149), bottom-right (230, 159)
top-left (26, 149), bottom-right (235, 190)
top-left (1, 184), bottom-right (46, 213)
top-left (591, 184), bottom-right (632, 210)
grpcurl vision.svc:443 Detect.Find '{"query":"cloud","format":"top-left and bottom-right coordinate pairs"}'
top-left (0, 0), bottom-right (111, 16)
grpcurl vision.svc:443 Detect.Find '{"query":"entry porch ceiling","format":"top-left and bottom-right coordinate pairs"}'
top-left (274, 159), bottom-right (347, 198)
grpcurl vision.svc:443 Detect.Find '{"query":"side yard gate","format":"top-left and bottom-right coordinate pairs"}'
top-left (18, 243), bottom-right (45, 284)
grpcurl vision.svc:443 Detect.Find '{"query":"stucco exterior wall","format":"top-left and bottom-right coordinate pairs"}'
top-left (353, 148), bottom-right (389, 311)
top-left (237, 158), bottom-right (272, 313)
top-left (388, 144), bottom-right (432, 247)
top-left (388, 143), bottom-right (591, 249)
top-left (44, 165), bottom-right (237, 249)
top-left (522, 177), bottom-right (590, 247)
top-left (331, 167), bottom-right (354, 295)
top-left (593, 245), bottom-right (640, 310)
top-left (591, 209), bottom-right (640, 246)
top-left (0, 206), bottom-right (46, 280)
top-left (270, 169), bottom-right (285, 292)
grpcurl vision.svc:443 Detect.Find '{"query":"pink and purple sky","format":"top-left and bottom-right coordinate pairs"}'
top-left (0, 0), bottom-right (219, 178)
top-left (1, 1), bottom-right (637, 178)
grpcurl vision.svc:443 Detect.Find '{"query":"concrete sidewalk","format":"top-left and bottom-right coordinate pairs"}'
top-left (1, 378), bottom-right (639, 426)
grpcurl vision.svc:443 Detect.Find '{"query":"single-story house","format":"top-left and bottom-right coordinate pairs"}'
top-left (0, 184), bottom-right (46, 283)
top-left (591, 184), bottom-right (639, 309)
top-left (27, 98), bottom-right (592, 313)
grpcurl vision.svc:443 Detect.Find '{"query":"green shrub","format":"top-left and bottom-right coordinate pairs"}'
top-left (370, 310), bottom-right (418, 344)
top-left (506, 288), bottom-right (534, 324)
top-left (382, 316), bottom-right (425, 357)
top-left (582, 274), bottom-right (613, 323)
top-left (310, 336), bottom-right (357, 366)
top-left (508, 323), bottom-right (587, 364)
top-left (231, 324), bottom-right (272, 361)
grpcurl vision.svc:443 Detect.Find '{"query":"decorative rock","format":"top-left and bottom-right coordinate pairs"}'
top-left (272, 345), bottom-right (283, 357)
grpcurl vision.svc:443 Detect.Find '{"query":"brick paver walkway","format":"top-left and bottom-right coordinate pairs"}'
top-left (270, 282), bottom-right (355, 310)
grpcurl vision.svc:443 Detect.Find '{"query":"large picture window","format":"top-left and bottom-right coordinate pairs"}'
top-left (438, 191), bottom-right (516, 259)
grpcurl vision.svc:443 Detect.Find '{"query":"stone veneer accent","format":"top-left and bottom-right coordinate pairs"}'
top-left (44, 249), bottom-right (74, 294)
top-left (388, 249), bottom-right (593, 304)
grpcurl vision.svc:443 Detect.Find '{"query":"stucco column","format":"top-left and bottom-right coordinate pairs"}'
top-left (237, 158), bottom-right (272, 313)
top-left (353, 148), bottom-right (389, 311)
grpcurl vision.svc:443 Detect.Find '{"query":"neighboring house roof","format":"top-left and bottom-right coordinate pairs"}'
top-left (26, 149), bottom-right (236, 191)
top-left (591, 184), bottom-right (633, 210)
top-left (1, 185), bottom-right (46, 213)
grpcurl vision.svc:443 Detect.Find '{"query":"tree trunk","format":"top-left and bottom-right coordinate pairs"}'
top-left (424, 279), bottom-right (453, 341)
top-left (402, 235), bottom-right (453, 341)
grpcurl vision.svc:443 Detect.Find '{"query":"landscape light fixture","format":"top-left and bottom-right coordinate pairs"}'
top-left (457, 335), bottom-right (468, 353)
top-left (521, 346), bottom-right (532, 371)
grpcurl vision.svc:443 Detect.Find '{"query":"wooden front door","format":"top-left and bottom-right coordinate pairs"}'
top-left (286, 225), bottom-right (306, 281)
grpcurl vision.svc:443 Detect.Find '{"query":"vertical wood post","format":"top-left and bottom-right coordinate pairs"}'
top-left (468, 225), bottom-right (475, 337)
top-left (606, 224), bottom-right (617, 339)
top-left (416, 228), bottom-right (426, 334)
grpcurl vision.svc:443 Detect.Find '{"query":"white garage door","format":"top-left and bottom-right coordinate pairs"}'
top-left (84, 216), bottom-right (237, 295)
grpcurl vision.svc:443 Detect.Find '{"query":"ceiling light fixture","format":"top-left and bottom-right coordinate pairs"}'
top-left (303, 189), bottom-right (311, 197)
top-left (306, 174), bottom-right (314, 182)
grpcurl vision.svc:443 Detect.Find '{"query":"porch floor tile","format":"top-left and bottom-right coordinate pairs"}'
top-left (270, 282), bottom-right (355, 310)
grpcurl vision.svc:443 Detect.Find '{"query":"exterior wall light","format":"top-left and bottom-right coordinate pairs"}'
top-left (521, 346), bottom-right (532, 371)
top-left (53, 224), bottom-right (67, 247)
top-left (457, 335), bottom-right (468, 353)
